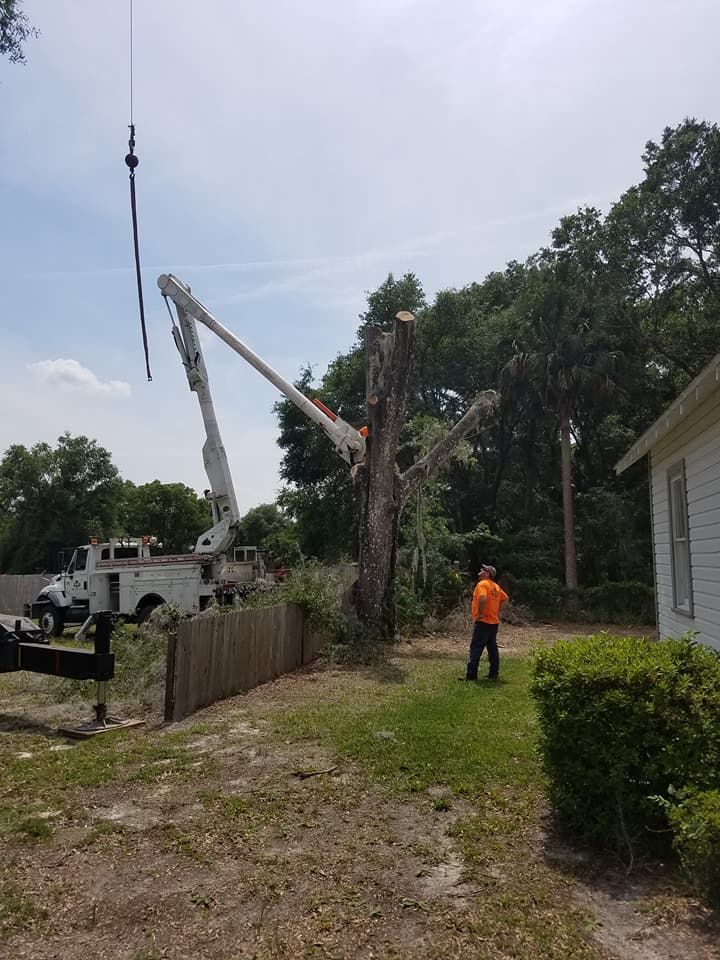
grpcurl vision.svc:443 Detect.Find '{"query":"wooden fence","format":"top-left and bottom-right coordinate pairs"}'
top-left (0, 575), bottom-right (52, 616)
top-left (165, 603), bottom-right (325, 722)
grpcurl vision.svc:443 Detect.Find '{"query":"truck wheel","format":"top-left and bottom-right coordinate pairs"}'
top-left (39, 604), bottom-right (64, 638)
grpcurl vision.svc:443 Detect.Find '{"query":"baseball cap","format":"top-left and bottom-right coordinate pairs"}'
top-left (480, 563), bottom-right (496, 578)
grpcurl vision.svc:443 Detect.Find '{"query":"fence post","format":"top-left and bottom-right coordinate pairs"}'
top-left (164, 630), bottom-right (178, 722)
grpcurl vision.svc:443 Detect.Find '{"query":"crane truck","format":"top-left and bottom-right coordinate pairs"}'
top-left (30, 275), bottom-right (365, 638)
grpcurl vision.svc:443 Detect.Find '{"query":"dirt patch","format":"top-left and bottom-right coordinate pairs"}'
top-left (543, 834), bottom-right (719, 960)
top-left (394, 620), bottom-right (654, 660)
top-left (579, 881), bottom-right (718, 960)
top-left (4, 726), bottom-right (483, 959)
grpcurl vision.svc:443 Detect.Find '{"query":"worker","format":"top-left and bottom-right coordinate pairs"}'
top-left (463, 564), bottom-right (508, 682)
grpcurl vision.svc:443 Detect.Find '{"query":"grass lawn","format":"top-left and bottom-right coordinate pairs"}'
top-left (0, 629), bottom-right (716, 959)
top-left (271, 657), bottom-right (540, 796)
top-left (263, 655), bottom-right (610, 958)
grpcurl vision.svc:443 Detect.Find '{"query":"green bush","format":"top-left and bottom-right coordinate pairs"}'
top-left (667, 789), bottom-right (720, 907)
top-left (578, 582), bottom-right (655, 624)
top-left (394, 580), bottom-right (428, 632)
top-left (242, 562), bottom-right (345, 640)
top-left (116, 605), bottom-right (181, 696)
top-left (55, 609), bottom-right (175, 709)
top-left (531, 634), bottom-right (720, 857)
top-left (512, 578), bottom-right (655, 624)
top-left (511, 577), bottom-right (566, 621)
top-left (326, 618), bottom-right (386, 665)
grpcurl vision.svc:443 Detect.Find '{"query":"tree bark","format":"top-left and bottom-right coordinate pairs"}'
top-left (354, 308), bottom-right (498, 638)
top-left (559, 397), bottom-right (578, 591)
top-left (355, 314), bottom-right (416, 637)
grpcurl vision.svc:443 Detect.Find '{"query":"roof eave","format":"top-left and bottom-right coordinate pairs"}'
top-left (615, 353), bottom-right (720, 475)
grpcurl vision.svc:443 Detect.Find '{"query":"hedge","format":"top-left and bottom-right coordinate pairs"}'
top-left (667, 789), bottom-right (720, 907)
top-left (531, 634), bottom-right (720, 858)
top-left (512, 578), bottom-right (655, 624)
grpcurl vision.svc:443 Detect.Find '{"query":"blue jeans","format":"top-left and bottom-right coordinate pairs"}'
top-left (466, 621), bottom-right (499, 680)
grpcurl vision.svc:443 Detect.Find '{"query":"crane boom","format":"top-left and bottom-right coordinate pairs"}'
top-left (166, 280), bottom-right (240, 555)
top-left (157, 273), bottom-right (366, 468)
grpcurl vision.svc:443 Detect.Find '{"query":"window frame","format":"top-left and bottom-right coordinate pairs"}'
top-left (667, 459), bottom-right (694, 617)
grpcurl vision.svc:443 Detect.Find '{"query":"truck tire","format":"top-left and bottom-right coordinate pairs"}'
top-left (39, 604), bottom-right (64, 638)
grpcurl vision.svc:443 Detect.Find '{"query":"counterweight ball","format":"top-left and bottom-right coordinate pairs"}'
top-left (125, 152), bottom-right (140, 170)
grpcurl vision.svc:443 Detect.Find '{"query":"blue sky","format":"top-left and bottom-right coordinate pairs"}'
top-left (2, 0), bottom-right (719, 513)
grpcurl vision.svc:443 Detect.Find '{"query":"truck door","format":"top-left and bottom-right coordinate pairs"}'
top-left (67, 547), bottom-right (91, 607)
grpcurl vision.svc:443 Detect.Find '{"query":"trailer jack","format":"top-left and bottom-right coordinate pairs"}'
top-left (0, 611), bottom-right (143, 738)
top-left (62, 613), bottom-right (145, 738)
top-left (60, 677), bottom-right (144, 739)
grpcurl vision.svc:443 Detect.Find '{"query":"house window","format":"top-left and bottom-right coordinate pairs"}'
top-left (668, 460), bottom-right (693, 615)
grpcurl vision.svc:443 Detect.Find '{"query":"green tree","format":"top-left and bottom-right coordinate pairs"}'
top-left (0, 434), bottom-right (122, 572)
top-left (274, 274), bottom-right (426, 563)
top-left (275, 359), bottom-right (363, 560)
top-left (1, 1), bottom-right (38, 64)
top-left (606, 119), bottom-right (720, 385)
top-left (503, 211), bottom-right (623, 591)
top-left (119, 480), bottom-right (211, 555)
top-left (358, 272), bottom-right (427, 336)
top-left (267, 122), bottom-right (720, 623)
top-left (236, 502), bottom-right (301, 566)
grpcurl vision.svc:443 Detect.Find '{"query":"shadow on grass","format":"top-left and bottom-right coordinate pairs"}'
top-left (393, 647), bottom-right (461, 661)
top-left (361, 659), bottom-right (407, 684)
top-left (0, 714), bottom-right (63, 739)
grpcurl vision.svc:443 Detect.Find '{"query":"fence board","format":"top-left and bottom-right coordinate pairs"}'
top-left (302, 624), bottom-right (326, 664)
top-left (0, 575), bottom-right (53, 616)
top-left (165, 602), bottom-right (317, 722)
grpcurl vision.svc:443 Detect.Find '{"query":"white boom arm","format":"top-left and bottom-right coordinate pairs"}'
top-left (167, 279), bottom-right (241, 555)
top-left (157, 274), bottom-right (366, 468)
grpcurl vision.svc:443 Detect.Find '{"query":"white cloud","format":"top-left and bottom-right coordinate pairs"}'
top-left (28, 359), bottom-right (131, 399)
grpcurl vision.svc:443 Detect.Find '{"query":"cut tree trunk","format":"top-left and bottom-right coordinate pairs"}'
top-left (354, 309), bottom-right (498, 637)
top-left (355, 313), bottom-right (416, 637)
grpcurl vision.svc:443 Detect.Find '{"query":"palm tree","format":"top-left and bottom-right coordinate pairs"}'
top-left (504, 262), bottom-right (621, 591)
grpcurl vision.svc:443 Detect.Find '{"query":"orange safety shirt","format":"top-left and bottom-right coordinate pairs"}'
top-left (471, 579), bottom-right (509, 624)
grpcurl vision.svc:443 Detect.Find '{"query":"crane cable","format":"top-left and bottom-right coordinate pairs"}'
top-left (125, 0), bottom-right (152, 381)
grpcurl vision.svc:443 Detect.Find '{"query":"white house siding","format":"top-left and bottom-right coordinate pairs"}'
top-left (650, 386), bottom-right (720, 651)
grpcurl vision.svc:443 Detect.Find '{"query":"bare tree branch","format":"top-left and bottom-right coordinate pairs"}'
top-left (398, 390), bottom-right (498, 507)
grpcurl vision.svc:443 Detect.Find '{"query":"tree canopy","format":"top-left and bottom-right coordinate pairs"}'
top-left (0, 434), bottom-right (123, 572)
top-left (0, 438), bottom-right (213, 572)
top-left (121, 480), bottom-right (211, 555)
top-left (272, 119), bottom-right (720, 616)
top-left (0, 0), bottom-right (38, 64)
